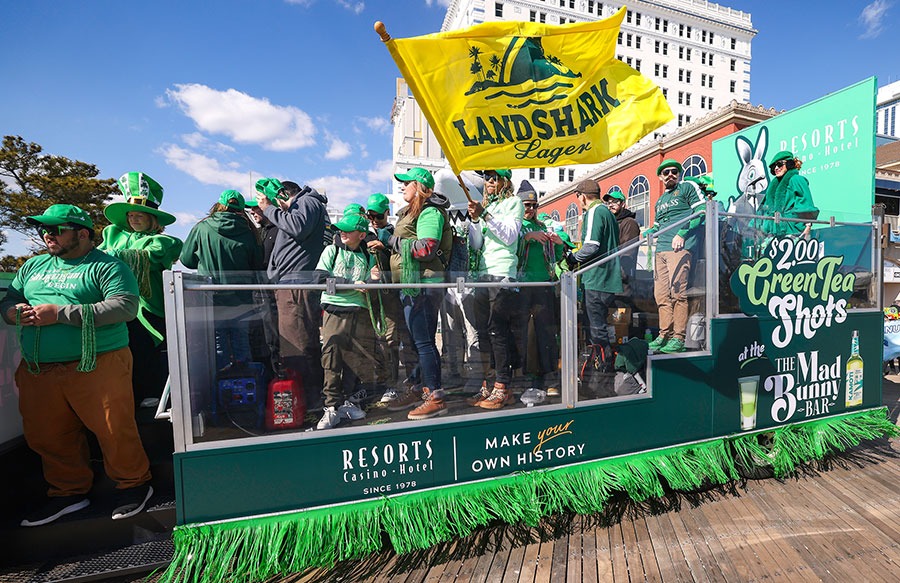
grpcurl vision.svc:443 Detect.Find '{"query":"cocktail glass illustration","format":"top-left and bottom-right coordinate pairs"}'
top-left (738, 375), bottom-right (759, 431)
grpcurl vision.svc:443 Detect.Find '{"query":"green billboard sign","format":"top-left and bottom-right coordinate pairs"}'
top-left (711, 77), bottom-right (876, 223)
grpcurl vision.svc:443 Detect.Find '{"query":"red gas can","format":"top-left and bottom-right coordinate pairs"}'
top-left (265, 369), bottom-right (305, 430)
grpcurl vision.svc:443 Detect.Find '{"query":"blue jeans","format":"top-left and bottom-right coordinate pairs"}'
top-left (401, 289), bottom-right (442, 392)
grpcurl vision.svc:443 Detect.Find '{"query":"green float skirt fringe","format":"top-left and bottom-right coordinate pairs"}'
top-left (161, 407), bottom-right (898, 583)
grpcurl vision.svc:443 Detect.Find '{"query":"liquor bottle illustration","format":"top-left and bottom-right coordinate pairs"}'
top-left (845, 330), bottom-right (863, 407)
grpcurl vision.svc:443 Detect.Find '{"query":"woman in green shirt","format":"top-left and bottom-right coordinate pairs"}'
top-left (386, 167), bottom-right (453, 420)
top-left (100, 172), bottom-right (182, 406)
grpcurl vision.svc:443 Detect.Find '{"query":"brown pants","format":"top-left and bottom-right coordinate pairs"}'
top-left (654, 250), bottom-right (692, 341)
top-left (16, 347), bottom-right (151, 497)
top-left (321, 308), bottom-right (379, 408)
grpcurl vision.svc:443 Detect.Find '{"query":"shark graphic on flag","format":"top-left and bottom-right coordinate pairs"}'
top-left (381, 7), bottom-right (673, 173)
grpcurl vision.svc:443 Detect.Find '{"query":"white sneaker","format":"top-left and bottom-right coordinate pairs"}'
top-left (338, 400), bottom-right (366, 421)
top-left (317, 407), bottom-right (341, 430)
top-left (380, 388), bottom-right (399, 403)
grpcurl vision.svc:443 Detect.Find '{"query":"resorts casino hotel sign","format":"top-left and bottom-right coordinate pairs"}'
top-left (729, 236), bottom-right (865, 430)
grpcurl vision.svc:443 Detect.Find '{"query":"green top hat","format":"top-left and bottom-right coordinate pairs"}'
top-left (255, 177), bottom-right (288, 202)
top-left (105, 172), bottom-right (176, 229)
top-left (394, 167), bottom-right (435, 190)
top-left (219, 189), bottom-right (246, 210)
top-left (27, 204), bottom-right (94, 229)
top-left (367, 193), bottom-right (390, 214)
top-left (333, 214), bottom-right (369, 233)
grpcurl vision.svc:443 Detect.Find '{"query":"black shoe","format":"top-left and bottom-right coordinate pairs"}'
top-left (111, 484), bottom-right (153, 520)
top-left (21, 496), bottom-right (90, 527)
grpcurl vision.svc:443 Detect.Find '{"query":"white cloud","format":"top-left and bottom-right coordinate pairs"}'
top-left (424, 0), bottom-right (452, 7)
top-left (284, 0), bottom-right (314, 6)
top-left (308, 175), bottom-right (370, 209)
top-left (171, 211), bottom-right (203, 227)
top-left (160, 145), bottom-right (258, 196)
top-left (358, 116), bottom-right (390, 134)
top-left (859, 0), bottom-right (891, 38)
top-left (182, 132), bottom-right (235, 153)
top-left (366, 159), bottom-right (394, 184)
top-left (166, 83), bottom-right (316, 151)
top-left (337, 0), bottom-right (365, 14)
top-left (324, 136), bottom-right (352, 160)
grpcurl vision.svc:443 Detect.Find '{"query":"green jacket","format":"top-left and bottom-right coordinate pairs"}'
top-left (578, 201), bottom-right (623, 293)
top-left (99, 225), bottom-right (183, 317)
top-left (757, 169), bottom-right (818, 236)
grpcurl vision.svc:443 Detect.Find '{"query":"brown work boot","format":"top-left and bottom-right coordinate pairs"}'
top-left (408, 388), bottom-right (447, 420)
top-left (466, 381), bottom-right (491, 406)
top-left (478, 382), bottom-right (513, 410)
top-left (386, 389), bottom-right (422, 412)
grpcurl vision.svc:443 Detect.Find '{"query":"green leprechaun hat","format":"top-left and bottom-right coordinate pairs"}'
top-left (106, 172), bottom-right (177, 229)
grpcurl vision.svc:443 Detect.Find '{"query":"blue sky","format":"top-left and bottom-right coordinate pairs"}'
top-left (1, 0), bottom-right (898, 255)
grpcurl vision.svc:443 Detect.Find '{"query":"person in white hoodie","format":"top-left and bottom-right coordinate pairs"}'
top-left (466, 169), bottom-right (524, 410)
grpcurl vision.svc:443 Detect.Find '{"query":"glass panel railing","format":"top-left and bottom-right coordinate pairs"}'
top-left (572, 210), bottom-right (707, 405)
top-left (171, 270), bottom-right (569, 446)
top-left (720, 210), bottom-right (877, 314)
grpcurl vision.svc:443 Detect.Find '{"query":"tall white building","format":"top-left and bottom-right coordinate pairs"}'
top-left (877, 80), bottom-right (900, 140)
top-left (392, 0), bottom-right (755, 197)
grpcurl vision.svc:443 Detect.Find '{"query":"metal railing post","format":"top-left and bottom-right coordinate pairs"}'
top-left (559, 271), bottom-right (579, 407)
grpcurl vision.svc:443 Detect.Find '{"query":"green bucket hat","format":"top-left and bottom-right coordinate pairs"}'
top-left (343, 203), bottom-right (366, 217)
top-left (656, 159), bottom-right (683, 176)
top-left (367, 193), bottom-right (390, 214)
top-left (769, 150), bottom-right (794, 170)
top-left (255, 177), bottom-right (288, 202)
top-left (219, 189), bottom-right (246, 210)
top-left (394, 167), bottom-right (435, 190)
top-left (27, 203), bottom-right (94, 229)
top-left (333, 214), bottom-right (369, 233)
top-left (105, 172), bottom-right (176, 229)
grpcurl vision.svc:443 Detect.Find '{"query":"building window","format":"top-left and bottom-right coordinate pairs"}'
top-left (678, 91), bottom-right (683, 105)
top-left (686, 71), bottom-right (691, 83)
top-left (569, 0), bottom-right (574, 8)
top-left (685, 92), bottom-right (691, 106)
top-left (530, 168), bottom-right (536, 179)
top-left (495, 2), bottom-right (502, 17)
top-left (682, 154), bottom-right (708, 178)
top-left (709, 32), bottom-right (714, 44)
top-left (627, 175), bottom-right (650, 227)
top-left (730, 80), bottom-right (736, 93)
top-left (655, 63), bottom-right (660, 76)
top-left (529, 9), bottom-right (536, 21)
top-left (686, 48), bottom-right (691, 60)
top-left (678, 114), bottom-right (684, 126)
top-left (635, 35), bottom-right (641, 49)
top-left (588, 1), bottom-right (594, 14)
top-left (569, 169), bottom-right (575, 181)
top-left (708, 75), bottom-right (713, 89)
top-left (539, 168), bottom-right (545, 180)
top-left (730, 58), bottom-right (736, 71)
top-left (626, 9), bottom-right (632, 23)
top-left (540, 12), bottom-right (546, 23)
top-left (655, 40), bottom-right (660, 53)
top-left (708, 97), bottom-right (713, 110)
top-left (635, 13), bottom-right (641, 26)
top-left (551, 210), bottom-right (561, 222)
top-left (565, 203), bottom-right (579, 241)
top-left (635, 59), bottom-right (641, 71)
top-left (618, 32), bottom-right (622, 45)
top-left (701, 96), bottom-right (706, 109)
top-left (661, 87), bottom-right (668, 98)
top-left (731, 37), bottom-right (737, 50)
top-left (626, 33), bottom-right (632, 47)
top-left (559, 168), bottom-right (566, 181)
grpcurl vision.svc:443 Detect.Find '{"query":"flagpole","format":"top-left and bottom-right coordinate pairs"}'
top-left (456, 175), bottom-right (475, 204)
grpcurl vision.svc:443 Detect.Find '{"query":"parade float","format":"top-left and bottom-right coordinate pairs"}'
top-left (145, 12), bottom-right (894, 583)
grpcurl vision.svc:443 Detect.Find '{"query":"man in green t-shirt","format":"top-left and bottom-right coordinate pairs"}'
top-left (565, 179), bottom-right (622, 368)
top-left (645, 159), bottom-right (705, 354)
top-left (1, 204), bottom-right (153, 527)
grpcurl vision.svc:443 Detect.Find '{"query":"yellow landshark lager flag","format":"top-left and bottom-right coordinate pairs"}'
top-left (382, 7), bottom-right (672, 173)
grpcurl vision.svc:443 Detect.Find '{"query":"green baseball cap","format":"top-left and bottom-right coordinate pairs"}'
top-left (255, 177), bottom-right (287, 202)
top-left (244, 198), bottom-right (259, 208)
top-left (26, 204), bottom-right (94, 229)
top-left (604, 190), bottom-right (626, 201)
top-left (367, 192), bottom-right (390, 214)
top-left (394, 167), bottom-right (435, 190)
top-left (333, 214), bottom-right (369, 233)
top-left (656, 159), bottom-right (683, 176)
top-left (343, 203), bottom-right (366, 217)
top-left (218, 189), bottom-right (245, 210)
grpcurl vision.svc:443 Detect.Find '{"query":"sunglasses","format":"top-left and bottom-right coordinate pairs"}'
top-left (367, 211), bottom-right (386, 220)
top-left (660, 168), bottom-right (680, 176)
top-left (38, 224), bottom-right (77, 237)
top-left (484, 174), bottom-right (500, 182)
top-left (771, 160), bottom-right (787, 170)
top-left (524, 202), bottom-right (538, 208)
